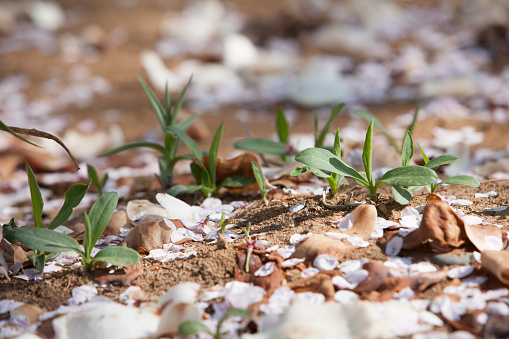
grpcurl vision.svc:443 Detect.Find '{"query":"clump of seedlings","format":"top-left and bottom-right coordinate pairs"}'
top-left (100, 76), bottom-right (197, 189)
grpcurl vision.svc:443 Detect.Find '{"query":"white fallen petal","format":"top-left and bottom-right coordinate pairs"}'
top-left (475, 191), bottom-right (498, 198)
top-left (461, 215), bottom-right (483, 225)
top-left (52, 303), bottom-right (159, 339)
top-left (224, 281), bottom-right (266, 309)
top-left (386, 236), bottom-right (403, 257)
top-left (254, 262), bottom-right (275, 277)
top-left (289, 201), bottom-right (306, 213)
top-left (347, 236), bottom-right (369, 247)
top-left (278, 246), bottom-right (296, 259)
top-left (313, 254), bottom-right (338, 271)
top-left (451, 199), bottom-right (473, 206)
top-left (447, 266), bottom-right (475, 279)
top-left (487, 302), bottom-right (509, 315)
top-left (293, 292), bottom-right (325, 305)
top-left (334, 290), bottom-right (360, 304)
top-left (156, 193), bottom-right (200, 223)
top-left (301, 267), bottom-right (320, 278)
top-left (393, 287), bottom-right (415, 301)
top-left (337, 213), bottom-right (354, 230)
top-left (0, 300), bottom-right (24, 313)
top-left (343, 269), bottom-right (369, 285)
top-left (410, 262), bottom-right (437, 275)
top-left (485, 206), bottom-right (508, 212)
top-left (67, 285), bottom-right (98, 306)
top-left (158, 282), bottom-right (200, 308)
top-left (339, 259), bottom-right (369, 274)
top-left (289, 233), bottom-right (312, 245)
top-left (281, 258), bottom-right (305, 268)
top-left (331, 275), bottom-right (356, 290)
top-left (484, 235), bottom-right (504, 251)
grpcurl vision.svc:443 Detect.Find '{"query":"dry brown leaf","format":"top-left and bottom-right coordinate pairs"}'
top-left (125, 199), bottom-right (167, 223)
top-left (235, 250), bottom-right (285, 295)
top-left (93, 263), bottom-right (143, 286)
top-left (401, 200), bottom-right (468, 252)
top-left (375, 269), bottom-right (448, 301)
top-left (10, 304), bottom-right (44, 324)
top-left (481, 250), bottom-right (509, 285)
top-left (291, 234), bottom-right (355, 265)
top-left (286, 273), bottom-right (336, 301)
top-left (464, 224), bottom-right (504, 252)
top-left (124, 220), bottom-right (173, 252)
top-left (103, 209), bottom-right (132, 237)
top-left (345, 204), bottom-right (377, 240)
top-left (354, 261), bottom-right (392, 294)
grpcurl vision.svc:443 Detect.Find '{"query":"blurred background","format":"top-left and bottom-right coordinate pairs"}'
top-left (0, 0), bottom-right (509, 171)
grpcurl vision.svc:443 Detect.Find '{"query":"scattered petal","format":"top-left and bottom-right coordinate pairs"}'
top-left (386, 236), bottom-right (403, 257)
top-left (313, 254), bottom-right (338, 271)
top-left (254, 262), bottom-right (275, 277)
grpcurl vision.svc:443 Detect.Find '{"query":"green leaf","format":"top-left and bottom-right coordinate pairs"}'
top-left (362, 121), bottom-right (374, 185)
top-left (417, 143), bottom-right (430, 164)
top-left (83, 210), bottom-right (93, 260)
top-left (170, 76), bottom-right (193, 127)
top-left (179, 321), bottom-right (211, 335)
top-left (176, 114), bottom-right (200, 132)
top-left (333, 128), bottom-right (341, 158)
top-left (424, 154), bottom-right (459, 170)
top-left (234, 139), bottom-right (288, 156)
top-left (219, 176), bottom-right (255, 188)
top-left (401, 131), bottom-right (414, 167)
top-left (91, 246), bottom-right (140, 267)
top-left (88, 192), bottom-right (118, 251)
top-left (167, 184), bottom-right (204, 196)
top-left (407, 105), bottom-right (420, 135)
top-left (26, 163), bottom-right (43, 229)
top-left (0, 121), bottom-right (40, 147)
top-left (252, 161), bottom-right (265, 190)
top-left (295, 148), bottom-right (337, 173)
top-left (291, 165), bottom-right (330, 179)
top-left (392, 186), bottom-right (414, 205)
top-left (276, 109), bottom-right (289, 143)
top-left (379, 166), bottom-right (437, 186)
top-left (353, 110), bottom-right (400, 153)
top-left (137, 74), bottom-right (168, 129)
top-left (168, 126), bottom-right (207, 170)
top-left (13, 226), bottom-right (84, 257)
top-left (209, 122), bottom-right (224, 187)
top-left (49, 183), bottom-right (89, 230)
top-left (87, 164), bottom-right (100, 190)
top-left (98, 141), bottom-right (168, 158)
top-left (440, 175), bottom-right (480, 187)
top-left (315, 103), bottom-right (345, 148)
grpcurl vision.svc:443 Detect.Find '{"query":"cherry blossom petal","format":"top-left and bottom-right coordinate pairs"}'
top-left (254, 262), bottom-right (275, 277)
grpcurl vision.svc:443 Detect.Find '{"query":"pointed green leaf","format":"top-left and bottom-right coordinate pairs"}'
top-left (362, 121), bottom-right (374, 185)
top-left (87, 164), bottom-right (101, 193)
top-left (224, 308), bottom-right (251, 318)
top-left (209, 122), bottom-right (224, 186)
top-left (333, 128), bottom-right (341, 158)
top-left (407, 105), bottom-right (420, 135)
top-left (165, 82), bottom-right (171, 118)
top-left (98, 141), bottom-right (167, 158)
top-left (392, 186), bottom-right (414, 205)
top-left (440, 175), bottom-right (480, 187)
top-left (424, 154), bottom-right (459, 170)
top-left (137, 74), bottom-right (168, 129)
top-left (26, 163), bottom-right (43, 228)
top-left (295, 148), bottom-right (338, 173)
top-left (83, 210), bottom-right (93, 259)
top-left (49, 183), bottom-right (89, 230)
top-left (88, 192), bottom-right (118, 251)
top-left (353, 110), bottom-right (400, 153)
top-left (176, 114), bottom-right (200, 132)
top-left (91, 246), bottom-right (140, 267)
top-left (234, 139), bottom-right (288, 156)
top-left (401, 131), bottom-right (414, 167)
top-left (167, 184), bottom-right (204, 196)
top-left (170, 76), bottom-right (193, 127)
top-left (315, 103), bottom-right (345, 148)
top-left (276, 109), bottom-right (289, 143)
top-left (252, 161), bottom-right (265, 190)
top-left (417, 143), bottom-right (430, 164)
top-left (179, 321), bottom-right (211, 335)
top-left (291, 165), bottom-right (330, 179)
top-left (379, 166), bottom-right (437, 186)
top-left (12, 226), bottom-right (84, 257)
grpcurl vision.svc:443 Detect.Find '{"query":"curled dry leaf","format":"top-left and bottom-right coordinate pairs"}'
top-left (292, 204), bottom-right (377, 264)
top-left (464, 223), bottom-right (504, 252)
top-left (93, 263), bottom-right (143, 286)
top-left (354, 261), bottom-right (393, 294)
top-left (399, 200), bottom-right (468, 253)
top-left (481, 250), bottom-right (509, 285)
top-left (124, 220), bottom-right (173, 252)
top-left (286, 273), bottom-right (336, 301)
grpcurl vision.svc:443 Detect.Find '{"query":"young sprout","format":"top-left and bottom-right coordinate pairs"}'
top-left (87, 163), bottom-right (109, 196)
top-left (244, 222), bottom-right (254, 273)
top-left (216, 212), bottom-right (228, 249)
top-left (251, 161), bottom-right (272, 205)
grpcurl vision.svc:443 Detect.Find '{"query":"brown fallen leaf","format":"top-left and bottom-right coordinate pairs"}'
top-left (286, 273), bottom-right (336, 301)
top-left (375, 269), bottom-right (448, 301)
top-left (124, 220), bottom-right (173, 252)
top-left (464, 224), bottom-right (504, 252)
top-left (484, 314), bottom-right (509, 339)
top-left (401, 200), bottom-right (468, 253)
top-left (10, 304), bottom-right (44, 324)
top-left (93, 263), bottom-right (143, 286)
top-left (235, 250), bottom-right (285, 295)
top-left (103, 209), bottom-right (132, 237)
top-left (481, 250), bottom-right (509, 285)
top-left (345, 204), bottom-right (377, 240)
top-left (354, 261), bottom-right (392, 294)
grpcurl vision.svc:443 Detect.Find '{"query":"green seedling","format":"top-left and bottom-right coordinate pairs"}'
top-left (353, 105), bottom-right (420, 155)
top-left (295, 121), bottom-right (437, 203)
top-left (5, 191), bottom-right (140, 272)
top-left (291, 128), bottom-right (346, 196)
top-left (99, 75), bottom-right (198, 189)
top-left (87, 163), bottom-right (109, 196)
top-left (234, 103), bottom-right (344, 161)
top-left (417, 143), bottom-right (480, 193)
top-left (179, 308), bottom-right (251, 339)
top-left (4, 163), bottom-right (89, 270)
top-left (167, 122), bottom-right (255, 197)
top-left (251, 161), bottom-right (272, 204)
top-left (244, 222), bottom-right (254, 273)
